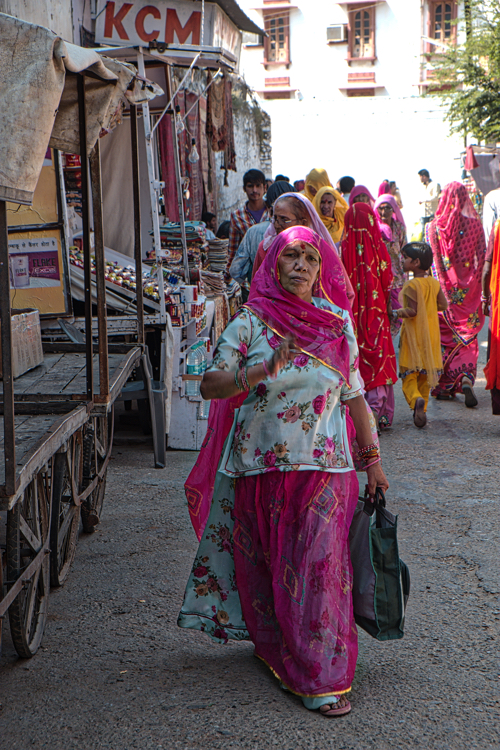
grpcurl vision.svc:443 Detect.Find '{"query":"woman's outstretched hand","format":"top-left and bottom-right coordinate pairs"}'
top-left (366, 462), bottom-right (389, 495)
top-left (267, 334), bottom-right (300, 377)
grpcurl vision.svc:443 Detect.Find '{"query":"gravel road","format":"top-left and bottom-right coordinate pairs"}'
top-left (1, 326), bottom-right (499, 750)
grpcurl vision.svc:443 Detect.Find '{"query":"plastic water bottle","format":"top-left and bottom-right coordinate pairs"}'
top-left (198, 399), bottom-right (210, 419)
top-left (186, 343), bottom-right (202, 397)
top-left (198, 342), bottom-right (211, 418)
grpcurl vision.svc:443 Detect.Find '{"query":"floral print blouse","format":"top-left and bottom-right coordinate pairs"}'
top-left (207, 298), bottom-right (362, 477)
top-left (383, 219), bottom-right (408, 290)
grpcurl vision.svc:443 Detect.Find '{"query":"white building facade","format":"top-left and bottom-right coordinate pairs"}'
top-left (238, 0), bottom-right (465, 228)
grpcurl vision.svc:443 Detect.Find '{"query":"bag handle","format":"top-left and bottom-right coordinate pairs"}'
top-left (362, 486), bottom-right (387, 517)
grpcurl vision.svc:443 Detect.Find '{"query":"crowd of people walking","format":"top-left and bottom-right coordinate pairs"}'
top-left (182, 164), bottom-right (497, 718)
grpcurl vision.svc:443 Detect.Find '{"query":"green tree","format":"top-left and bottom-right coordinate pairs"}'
top-left (429, 0), bottom-right (500, 142)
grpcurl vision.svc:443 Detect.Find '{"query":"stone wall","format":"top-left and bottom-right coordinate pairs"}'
top-left (0, 0), bottom-right (73, 39)
top-left (215, 78), bottom-right (272, 222)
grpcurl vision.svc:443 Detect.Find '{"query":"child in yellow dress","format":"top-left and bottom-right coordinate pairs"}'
top-left (392, 242), bottom-right (448, 428)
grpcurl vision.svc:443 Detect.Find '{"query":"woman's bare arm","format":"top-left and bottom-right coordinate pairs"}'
top-left (482, 259), bottom-right (492, 315)
top-left (347, 395), bottom-right (389, 494)
top-left (200, 335), bottom-right (297, 401)
top-left (394, 295), bottom-right (417, 319)
top-left (437, 288), bottom-right (448, 311)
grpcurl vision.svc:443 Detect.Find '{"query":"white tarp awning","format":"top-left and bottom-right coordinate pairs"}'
top-left (0, 12), bottom-right (162, 205)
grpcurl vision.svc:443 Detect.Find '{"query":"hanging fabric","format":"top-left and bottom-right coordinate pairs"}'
top-left (185, 91), bottom-right (204, 220)
top-left (207, 71), bottom-right (227, 151)
top-left (223, 77), bottom-right (236, 172)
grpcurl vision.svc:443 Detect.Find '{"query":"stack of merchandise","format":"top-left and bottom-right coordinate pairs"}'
top-left (207, 238), bottom-right (228, 273)
top-left (162, 288), bottom-right (206, 328)
top-left (152, 222), bottom-right (209, 279)
top-left (200, 269), bottom-right (225, 296)
top-left (63, 154), bottom-right (83, 214)
top-left (70, 247), bottom-right (139, 293)
top-left (69, 248), bottom-right (207, 326)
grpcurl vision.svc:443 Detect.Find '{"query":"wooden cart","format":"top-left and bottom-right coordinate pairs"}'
top-left (0, 59), bottom-right (157, 658)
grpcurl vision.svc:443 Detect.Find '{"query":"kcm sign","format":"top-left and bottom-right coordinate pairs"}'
top-left (95, 0), bottom-right (242, 59)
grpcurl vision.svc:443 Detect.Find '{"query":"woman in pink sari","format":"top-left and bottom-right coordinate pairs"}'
top-left (378, 180), bottom-right (390, 197)
top-left (349, 185), bottom-right (376, 208)
top-left (178, 226), bottom-right (389, 717)
top-left (427, 182), bottom-right (486, 405)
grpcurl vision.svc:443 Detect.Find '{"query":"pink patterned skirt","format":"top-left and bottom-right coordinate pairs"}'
top-left (233, 469), bottom-right (359, 699)
top-left (432, 316), bottom-right (480, 396)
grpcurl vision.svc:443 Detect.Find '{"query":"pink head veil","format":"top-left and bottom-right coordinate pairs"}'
top-left (349, 185), bottom-right (376, 207)
top-left (373, 193), bottom-right (406, 242)
top-left (378, 180), bottom-right (390, 196)
top-left (247, 226), bottom-right (351, 379)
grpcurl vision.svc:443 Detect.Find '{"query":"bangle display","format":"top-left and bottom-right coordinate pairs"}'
top-left (262, 359), bottom-right (272, 379)
top-left (364, 458), bottom-right (381, 469)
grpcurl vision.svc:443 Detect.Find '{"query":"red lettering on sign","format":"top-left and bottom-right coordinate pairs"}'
top-left (104, 1), bottom-right (133, 40)
top-left (135, 5), bottom-right (161, 42)
top-left (165, 9), bottom-right (201, 45)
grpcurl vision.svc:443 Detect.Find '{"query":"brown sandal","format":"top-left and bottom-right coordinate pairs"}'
top-left (319, 695), bottom-right (352, 717)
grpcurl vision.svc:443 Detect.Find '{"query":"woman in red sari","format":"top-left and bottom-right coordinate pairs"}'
top-left (427, 182), bottom-right (486, 406)
top-left (342, 203), bottom-right (398, 429)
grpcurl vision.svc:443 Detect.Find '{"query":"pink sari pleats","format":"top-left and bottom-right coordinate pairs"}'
top-left (233, 469), bottom-right (359, 697)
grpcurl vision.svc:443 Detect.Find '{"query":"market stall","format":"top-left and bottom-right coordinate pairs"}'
top-left (92, 43), bottom-right (244, 448)
top-left (0, 12), bottom-right (162, 657)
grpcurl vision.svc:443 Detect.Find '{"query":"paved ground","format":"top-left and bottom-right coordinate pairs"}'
top-left (1, 325), bottom-right (499, 749)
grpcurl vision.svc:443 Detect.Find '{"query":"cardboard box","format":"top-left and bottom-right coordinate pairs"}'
top-left (0, 308), bottom-right (44, 379)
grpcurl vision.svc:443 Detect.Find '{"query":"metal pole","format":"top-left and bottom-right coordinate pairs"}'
top-left (77, 73), bottom-right (94, 401)
top-left (130, 104), bottom-right (145, 345)
top-left (0, 200), bottom-right (16, 495)
top-left (166, 66), bottom-right (190, 284)
top-left (171, 112), bottom-right (190, 284)
top-left (89, 140), bottom-right (109, 399)
top-left (136, 48), bottom-right (167, 326)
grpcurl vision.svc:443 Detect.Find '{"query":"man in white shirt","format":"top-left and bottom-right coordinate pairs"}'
top-left (482, 160), bottom-right (500, 245)
top-left (418, 169), bottom-right (441, 235)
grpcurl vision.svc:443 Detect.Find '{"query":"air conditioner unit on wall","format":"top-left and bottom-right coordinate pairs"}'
top-left (327, 24), bottom-right (347, 44)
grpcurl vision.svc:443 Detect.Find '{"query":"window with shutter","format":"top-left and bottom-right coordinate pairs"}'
top-left (264, 11), bottom-right (290, 65)
top-left (348, 6), bottom-right (375, 60)
top-left (427, 0), bottom-right (457, 49)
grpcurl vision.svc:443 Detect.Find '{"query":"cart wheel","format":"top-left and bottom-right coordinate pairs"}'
top-left (81, 412), bottom-right (111, 533)
top-left (50, 433), bottom-right (82, 587)
top-left (6, 471), bottom-right (51, 658)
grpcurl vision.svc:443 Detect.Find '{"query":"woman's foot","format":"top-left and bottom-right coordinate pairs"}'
top-left (462, 377), bottom-right (478, 408)
top-left (413, 398), bottom-right (426, 428)
top-left (319, 695), bottom-right (352, 717)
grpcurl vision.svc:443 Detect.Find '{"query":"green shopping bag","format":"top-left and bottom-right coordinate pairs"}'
top-left (349, 488), bottom-right (410, 641)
